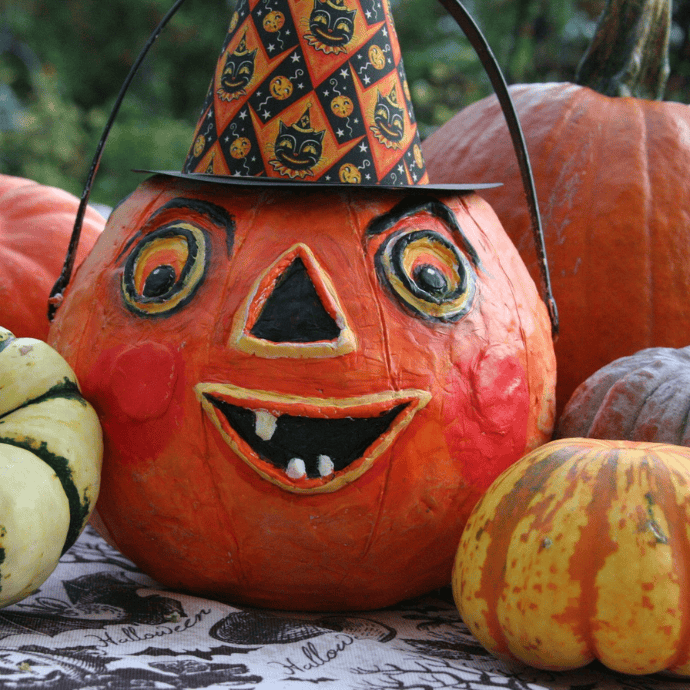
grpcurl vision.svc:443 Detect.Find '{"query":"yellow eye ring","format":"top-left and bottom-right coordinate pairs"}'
top-left (121, 223), bottom-right (209, 317)
top-left (377, 229), bottom-right (476, 322)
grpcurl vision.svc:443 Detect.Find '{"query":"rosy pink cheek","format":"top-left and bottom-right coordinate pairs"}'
top-left (108, 342), bottom-right (179, 422)
top-left (442, 346), bottom-right (529, 489)
top-left (470, 346), bottom-right (530, 436)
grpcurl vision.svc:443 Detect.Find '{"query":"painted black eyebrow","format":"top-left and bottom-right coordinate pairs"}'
top-left (118, 197), bottom-right (236, 261)
top-left (152, 198), bottom-right (236, 256)
top-left (364, 194), bottom-right (480, 268)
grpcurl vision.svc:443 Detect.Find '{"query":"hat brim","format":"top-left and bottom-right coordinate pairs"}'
top-left (136, 171), bottom-right (500, 192)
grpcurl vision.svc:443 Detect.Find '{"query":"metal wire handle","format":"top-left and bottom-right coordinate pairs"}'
top-left (438, 0), bottom-right (558, 338)
top-left (48, 0), bottom-right (558, 338)
top-left (47, 0), bottom-right (190, 321)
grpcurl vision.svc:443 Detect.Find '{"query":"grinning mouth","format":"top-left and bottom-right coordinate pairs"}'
top-left (280, 153), bottom-right (315, 167)
top-left (195, 383), bottom-right (430, 493)
top-left (378, 122), bottom-right (403, 140)
top-left (315, 29), bottom-right (347, 43)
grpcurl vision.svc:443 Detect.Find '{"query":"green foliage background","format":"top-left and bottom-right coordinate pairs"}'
top-left (1, 0), bottom-right (688, 207)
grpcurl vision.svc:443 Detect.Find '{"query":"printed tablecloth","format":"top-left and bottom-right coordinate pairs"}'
top-left (0, 526), bottom-right (685, 689)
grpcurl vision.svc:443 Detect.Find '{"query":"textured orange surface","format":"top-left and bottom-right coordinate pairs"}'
top-left (0, 174), bottom-right (104, 341)
top-left (49, 176), bottom-right (555, 610)
top-left (423, 83), bottom-right (690, 416)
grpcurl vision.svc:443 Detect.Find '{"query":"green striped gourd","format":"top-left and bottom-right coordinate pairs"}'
top-left (0, 327), bottom-right (102, 607)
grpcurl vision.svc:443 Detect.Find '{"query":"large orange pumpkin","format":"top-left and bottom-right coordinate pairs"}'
top-left (48, 174), bottom-right (556, 610)
top-left (422, 0), bottom-right (688, 414)
top-left (0, 175), bottom-right (105, 340)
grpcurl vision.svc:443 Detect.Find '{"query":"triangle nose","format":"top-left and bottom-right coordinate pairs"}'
top-left (230, 244), bottom-right (356, 359)
top-left (250, 257), bottom-right (340, 343)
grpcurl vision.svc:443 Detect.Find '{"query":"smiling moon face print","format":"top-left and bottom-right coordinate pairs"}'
top-left (48, 176), bottom-right (556, 611)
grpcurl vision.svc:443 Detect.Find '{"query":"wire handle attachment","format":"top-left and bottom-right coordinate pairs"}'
top-left (48, 0), bottom-right (189, 322)
top-left (438, 0), bottom-right (558, 338)
top-left (48, 0), bottom-right (558, 339)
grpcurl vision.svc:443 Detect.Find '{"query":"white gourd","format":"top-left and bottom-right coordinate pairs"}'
top-left (0, 327), bottom-right (103, 608)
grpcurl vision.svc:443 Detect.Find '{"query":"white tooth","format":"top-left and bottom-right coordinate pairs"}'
top-left (254, 409), bottom-right (278, 441)
top-left (317, 455), bottom-right (334, 477)
top-left (286, 458), bottom-right (307, 479)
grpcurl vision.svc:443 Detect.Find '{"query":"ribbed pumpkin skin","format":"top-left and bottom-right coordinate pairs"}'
top-left (423, 83), bottom-right (690, 414)
top-left (557, 345), bottom-right (690, 443)
top-left (48, 175), bottom-right (556, 611)
top-left (453, 437), bottom-right (690, 676)
top-left (0, 175), bottom-right (105, 341)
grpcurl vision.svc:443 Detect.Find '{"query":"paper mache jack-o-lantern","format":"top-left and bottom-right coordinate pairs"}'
top-left (48, 0), bottom-right (557, 611)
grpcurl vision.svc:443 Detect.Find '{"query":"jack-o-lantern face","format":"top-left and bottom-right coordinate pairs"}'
top-left (229, 136), bottom-right (251, 159)
top-left (49, 176), bottom-right (555, 611)
top-left (368, 44), bottom-right (386, 70)
top-left (331, 94), bottom-right (354, 118)
top-left (262, 10), bottom-right (285, 32)
top-left (269, 75), bottom-right (293, 100)
top-left (338, 162), bottom-right (361, 183)
top-left (192, 135), bottom-right (206, 157)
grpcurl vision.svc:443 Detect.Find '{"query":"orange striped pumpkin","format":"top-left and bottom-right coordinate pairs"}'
top-left (453, 437), bottom-right (690, 676)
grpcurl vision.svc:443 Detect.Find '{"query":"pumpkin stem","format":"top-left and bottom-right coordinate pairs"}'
top-left (575, 0), bottom-right (670, 100)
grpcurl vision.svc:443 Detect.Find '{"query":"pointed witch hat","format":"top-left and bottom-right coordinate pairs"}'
top-left (153, 0), bottom-right (523, 191)
top-left (180, 0), bottom-right (431, 186)
top-left (49, 0), bottom-right (558, 335)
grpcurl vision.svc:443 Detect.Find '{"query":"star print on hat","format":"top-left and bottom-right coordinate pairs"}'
top-left (183, 0), bottom-right (429, 185)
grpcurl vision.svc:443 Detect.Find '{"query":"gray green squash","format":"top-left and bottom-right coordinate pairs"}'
top-left (556, 345), bottom-right (690, 445)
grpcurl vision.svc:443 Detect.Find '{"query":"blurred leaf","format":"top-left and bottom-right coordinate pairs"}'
top-left (0, 0), bottom-right (687, 205)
